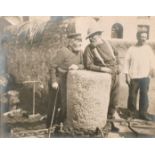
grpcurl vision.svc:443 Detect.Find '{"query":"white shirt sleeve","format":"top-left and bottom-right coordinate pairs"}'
top-left (149, 47), bottom-right (155, 70)
top-left (123, 47), bottom-right (131, 74)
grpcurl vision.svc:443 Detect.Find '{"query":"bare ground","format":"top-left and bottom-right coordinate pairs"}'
top-left (1, 76), bottom-right (155, 138)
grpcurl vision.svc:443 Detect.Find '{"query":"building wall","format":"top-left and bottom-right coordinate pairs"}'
top-left (98, 16), bottom-right (155, 41)
top-left (149, 16), bottom-right (155, 40)
top-left (70, 16), bottom-right (155, 50)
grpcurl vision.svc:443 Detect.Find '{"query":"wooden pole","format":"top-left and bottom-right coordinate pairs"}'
top-left (33, 82), bottom-right (35, 115)
top-left (23, 80), bottom-right (42, 116)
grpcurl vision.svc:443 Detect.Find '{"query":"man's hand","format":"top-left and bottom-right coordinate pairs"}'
top-left (149, 69), bottom-right (155, 78)
top-left (0, 76), bottom-right (7, 86)
top-left (69, 64), bottom-right (79, 70)
top-left (100, 67), bottom-right (112, 74)
top-left (51, 82), bottom-right (59, 90)
top-left (125, 74), bottom-right (130, 86)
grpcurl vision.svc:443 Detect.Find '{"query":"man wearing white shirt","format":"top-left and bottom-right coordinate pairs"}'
top-left (124, 31), bottom-right (155, 121)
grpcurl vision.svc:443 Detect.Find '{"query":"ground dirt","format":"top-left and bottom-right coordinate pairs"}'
top-left (1, 77), bottom-right (155, 138)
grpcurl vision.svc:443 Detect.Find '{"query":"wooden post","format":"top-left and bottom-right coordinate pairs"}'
top-left (33, 82), bottom-right (36, 115)
top-left (23, 81), bottom-right (42, 116)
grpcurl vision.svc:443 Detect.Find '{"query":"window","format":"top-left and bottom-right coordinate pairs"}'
top-left (111, 23), bottom-right (123, 39)
top-left (137, 25), bottom-right (150, 39)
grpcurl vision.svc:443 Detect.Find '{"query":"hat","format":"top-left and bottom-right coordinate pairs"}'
top-left (66, 23), bottom-right (82, 39)
top-left (86, 26), bottom-right (103, 39)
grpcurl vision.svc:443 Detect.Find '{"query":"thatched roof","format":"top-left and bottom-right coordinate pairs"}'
top-left (4, 20), bottom-right (48, 44)
top-left (3, 17), bottom-right (76, 44)
top-left (1, 16), bottom-right (23, 25)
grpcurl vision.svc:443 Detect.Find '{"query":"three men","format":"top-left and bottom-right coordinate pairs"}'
top-left (46, 31), bottom-right (84, 128)
top-left (124, 31), bottom-right (155, 120)
top-left (83, 27), bottom-right (120, 132)
top-left (47, 25), bottom-right (155, 133)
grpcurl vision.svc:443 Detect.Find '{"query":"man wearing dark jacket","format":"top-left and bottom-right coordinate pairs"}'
top-left (46, 32), bottom-right (84, 128)
top-left (83, 26), bottom-right (120, 132)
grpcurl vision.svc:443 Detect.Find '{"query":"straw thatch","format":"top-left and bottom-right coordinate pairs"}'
top-left (6, 21), bottom-right (67, 83)
top-left (3, 20), bottom-right (68, 114)
top-left (5, 21), bottom-right (47, 44)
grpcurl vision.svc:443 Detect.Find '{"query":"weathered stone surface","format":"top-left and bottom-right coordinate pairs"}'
top-left (66, 70), bottom-right (112, 131)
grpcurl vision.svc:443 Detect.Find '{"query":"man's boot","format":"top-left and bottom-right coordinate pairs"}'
top-left (107, 113), bottom-right (120, 133)
top-left (139, 112), bottom-right (153, 121)
top-left (111, 122), bottom-right (119, 133)
top-left (103, 121), bottom-right (119, 133)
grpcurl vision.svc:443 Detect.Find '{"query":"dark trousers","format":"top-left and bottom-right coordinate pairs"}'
top-left (107, 74), bottom-right (120, 119)
top-left (46, 75), bottom-right (67, 128)
top-left (127, 77), bottom-right (150, 114)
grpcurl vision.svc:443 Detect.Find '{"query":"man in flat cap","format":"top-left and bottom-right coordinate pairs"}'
top-left (83, 26), bottom-right (120, 132)
top-left (46, 30), bottom-right (84, 129)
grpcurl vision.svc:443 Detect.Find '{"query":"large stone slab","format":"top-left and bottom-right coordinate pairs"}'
top-left (66, 70), bottom-right (112, 131)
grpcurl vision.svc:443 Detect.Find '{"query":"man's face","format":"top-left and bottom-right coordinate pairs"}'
top-left (89, 33), bottom-right (102, 47)
top-left (137, 32), bottom-right (147, 45)
top-left (69, 37), bottom-right (82, 52)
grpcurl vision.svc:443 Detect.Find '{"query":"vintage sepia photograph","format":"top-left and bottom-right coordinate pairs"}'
top-left (0, 16), bottom-right (155, 138)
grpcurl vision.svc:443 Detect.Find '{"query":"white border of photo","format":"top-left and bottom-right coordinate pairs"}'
top-left (0, 0), bottom-right (155, 155)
